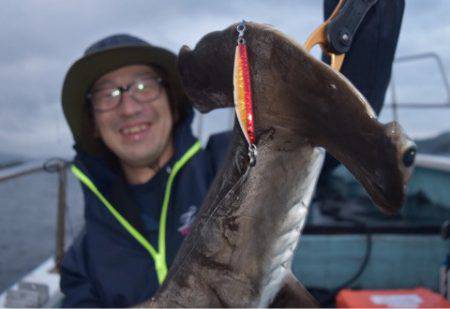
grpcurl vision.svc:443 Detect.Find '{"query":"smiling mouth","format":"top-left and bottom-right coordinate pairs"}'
top-left (119, 123), bottom-right (151, 141)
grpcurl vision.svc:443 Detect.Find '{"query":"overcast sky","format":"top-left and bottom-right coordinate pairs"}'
top-left (1, 0), bottom-right (450, 159)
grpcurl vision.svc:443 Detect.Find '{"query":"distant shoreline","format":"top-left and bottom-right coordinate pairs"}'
top-left (415, 131), bottom-right (450, 156)
top-left (0, 160), bottom-right (23, 170)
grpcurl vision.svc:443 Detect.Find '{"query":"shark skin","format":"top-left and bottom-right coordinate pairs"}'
top-left (142, 22), bottom-right (416, 308)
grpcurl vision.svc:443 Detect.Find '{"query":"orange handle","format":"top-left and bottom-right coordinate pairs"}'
top-left (304, 0), bottom-right (346, 71)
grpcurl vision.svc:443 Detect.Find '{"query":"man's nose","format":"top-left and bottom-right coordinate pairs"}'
top-left (119, 92), bottom-right (142, 116)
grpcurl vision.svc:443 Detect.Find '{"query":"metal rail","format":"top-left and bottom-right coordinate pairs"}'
top-left (415, 154), bottom-right (450, 173)
top-left (0, 158), bottom-right (70, 273)
top-left (387, 52), bottom-right (450, 121)
top-left (0, 160), bottom-right (46, 182)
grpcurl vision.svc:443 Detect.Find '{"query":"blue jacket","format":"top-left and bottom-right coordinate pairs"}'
top-left (60, 110), bottom-right (231, 307)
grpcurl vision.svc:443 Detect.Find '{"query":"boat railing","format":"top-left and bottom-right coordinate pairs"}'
top-left (0, 158), bottom-right (70, 273)
top-left (415, 154), bottom-right (450, 173)
top-left (387, 52), bottom-right (450, 121)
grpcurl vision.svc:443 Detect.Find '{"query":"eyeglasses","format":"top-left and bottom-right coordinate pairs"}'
top-left (87, 77), bottom-right (164, 112)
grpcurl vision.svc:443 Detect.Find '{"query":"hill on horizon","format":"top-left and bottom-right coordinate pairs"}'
top-left (415, 131), bottom-right (450, 156)
top-left (0, 153), bottom-right (24, 169)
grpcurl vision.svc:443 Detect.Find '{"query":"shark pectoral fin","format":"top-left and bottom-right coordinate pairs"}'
top-left (269, 272), bottom-right (319, 308)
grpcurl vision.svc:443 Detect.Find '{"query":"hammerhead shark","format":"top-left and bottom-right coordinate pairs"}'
top-left (143, 22), bottom-right (416, 307)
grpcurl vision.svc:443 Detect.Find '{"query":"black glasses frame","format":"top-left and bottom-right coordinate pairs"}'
top-left (86, 77), bottom-right (164, 112)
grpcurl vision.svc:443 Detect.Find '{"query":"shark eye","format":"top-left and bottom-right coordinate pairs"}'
top-left (402, 147), bottom-right (416, 167)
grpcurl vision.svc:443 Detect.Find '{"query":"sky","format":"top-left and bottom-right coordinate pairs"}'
top-left (1, 0), bottom-right (450, 159)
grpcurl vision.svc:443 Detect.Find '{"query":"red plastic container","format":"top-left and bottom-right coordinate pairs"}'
top-left (336, 287), bottom-right (450, 308)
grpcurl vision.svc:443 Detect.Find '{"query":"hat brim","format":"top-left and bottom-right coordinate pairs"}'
top-left (62, 45), bottom-right (187, 156)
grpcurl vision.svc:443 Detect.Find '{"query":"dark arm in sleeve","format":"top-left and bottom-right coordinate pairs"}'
top-left (319, 0), bottom-right (405, 181)
top-left (60, 230), bottom-right (102, 308)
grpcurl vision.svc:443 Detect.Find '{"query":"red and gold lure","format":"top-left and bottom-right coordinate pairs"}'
top-left (233, 21), bottom-right (258, 165)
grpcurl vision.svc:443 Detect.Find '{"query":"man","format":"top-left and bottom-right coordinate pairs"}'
top-left (60, 34), bottom-right (229, 307)
top-left (61, 3), bottom-right (402, 306)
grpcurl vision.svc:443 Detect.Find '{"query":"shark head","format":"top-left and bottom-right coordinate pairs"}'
top-left (178, 21), bottom-right (415, 214)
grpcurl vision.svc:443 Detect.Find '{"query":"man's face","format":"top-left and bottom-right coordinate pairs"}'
top-left (91, 65), bottom-right (174, 168)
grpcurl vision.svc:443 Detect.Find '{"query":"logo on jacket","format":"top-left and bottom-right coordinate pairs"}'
top-left (178, 205), bottom-right (197, 236)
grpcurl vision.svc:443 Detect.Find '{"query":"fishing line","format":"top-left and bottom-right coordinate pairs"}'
top-left (160, 163), bottom-right (251, 285)
top-left (308, 209), bottom-right (373, 307)
top-left (333, 218), bottom-right (372, 290)
top-left (160, 21), bottom-right (260, 286)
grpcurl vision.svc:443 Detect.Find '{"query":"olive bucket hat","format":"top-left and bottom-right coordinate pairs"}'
top-left (62, 34), bottom-right (188, 156)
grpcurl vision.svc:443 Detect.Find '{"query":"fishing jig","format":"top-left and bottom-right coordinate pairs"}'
top-left (233, 20), bottom-right (258, 166)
